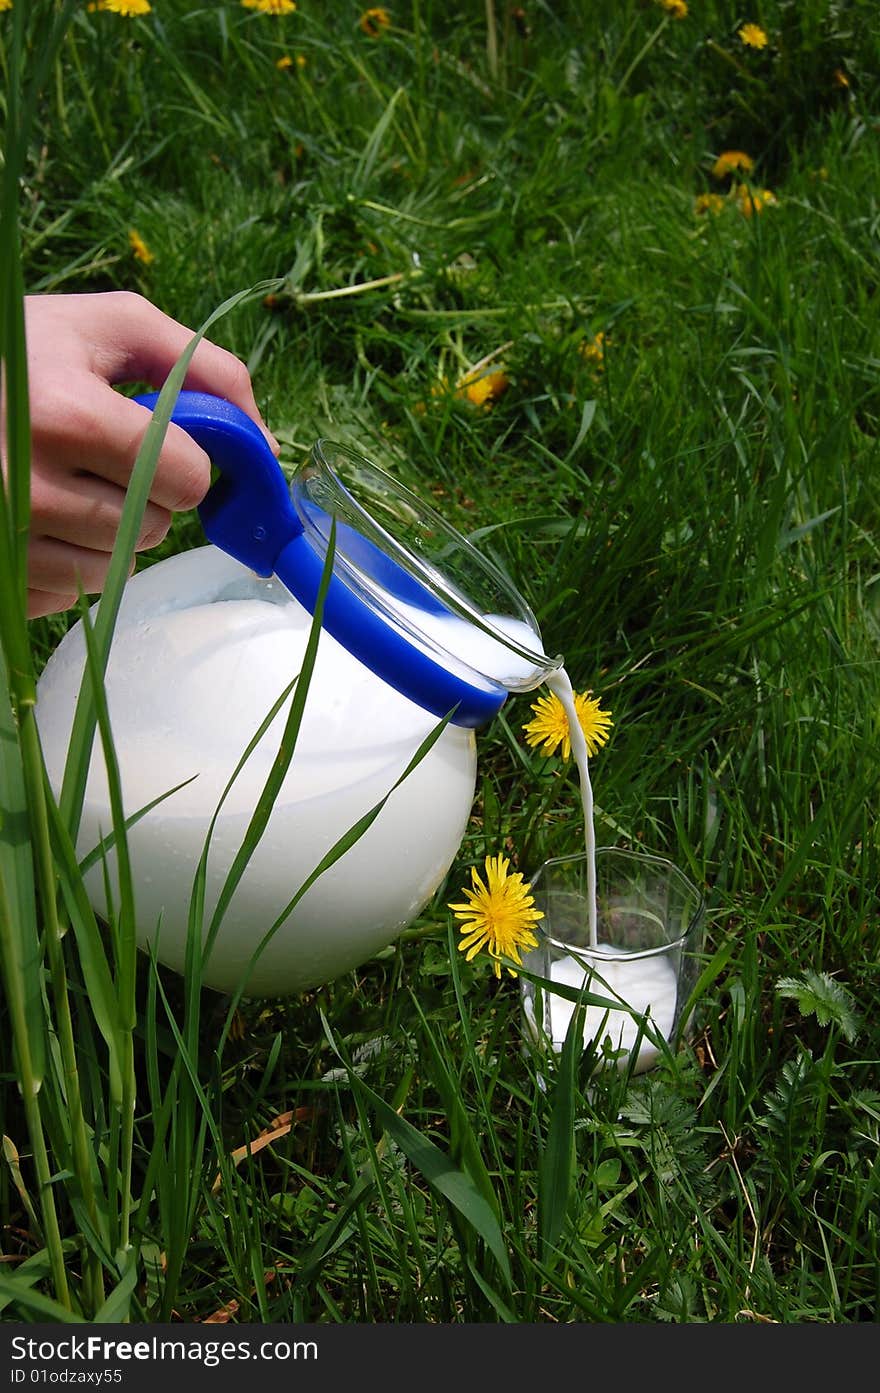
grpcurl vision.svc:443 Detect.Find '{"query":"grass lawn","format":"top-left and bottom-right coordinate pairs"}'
top-left (0, 0), bottom-right (878, 1323)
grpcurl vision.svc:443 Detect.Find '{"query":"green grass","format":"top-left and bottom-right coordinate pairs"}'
top-left (1, 0), bottom-right (879, 1323)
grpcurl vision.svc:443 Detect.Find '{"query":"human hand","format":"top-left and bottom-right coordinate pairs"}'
top-left (5, 291), bottom-right (280, 618)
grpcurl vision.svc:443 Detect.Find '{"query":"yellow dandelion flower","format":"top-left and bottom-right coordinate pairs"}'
top-left (659, 0), bottom-right (688, 18)
top-left (99, 0), bottom-right (152, 14)
top-left (450, 853), bottom-right (543, 979)
top-left (712, 149), bottom-right (754, 180)
top-left (276, 54), bottom-right (293, 68)
top-left (457, 367), bottom-right (509, 408)
top-left (296, 53), bottom-right (307, 67)
top-left (579, 331), bottom-right (606, 366)
top-left (523, 689), bottom-right (613, 762)
top-left (738, 22), bottom-right (768, 49)
top-left (360, 7), bottom-right (391, 37)
top-left (694, 192), bottom-right (725, 216)
top-left (128, 228), bottom-right (155, 264)
top-left (736, 184), bottom-right (777, 218)
top-left (0, 0), bottom-right (12, 12)
top-left (242, 0), bottom-right (296, 13)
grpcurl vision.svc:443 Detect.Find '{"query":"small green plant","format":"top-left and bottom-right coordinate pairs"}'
top-left (776, 969), bottom-right (862, 1044)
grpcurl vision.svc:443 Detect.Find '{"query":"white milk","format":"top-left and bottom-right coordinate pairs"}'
top-left (544, 947), bottom-right (678, 1074)
top-left (35, 546), bottom-right (478, 997)
top-left (377, 595), bottom-right (548, 693)
top-left (547, 668), bottom-right (598, 945)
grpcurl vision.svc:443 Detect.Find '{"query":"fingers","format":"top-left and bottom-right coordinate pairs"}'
top-left (20, 290), bottom-right (280, 619)
top-left (26, 468), bottom-right (168, 615)
top-left (31, 469), bottom-right (172, 552)
top-left (32, 378), bottom-right (213, 513)
top-left (81, 291), bottom-right (280, 455)
top-left (27, 536), bottom-right (119, 599)
top-left (27, 588), bottom-right (79, 620)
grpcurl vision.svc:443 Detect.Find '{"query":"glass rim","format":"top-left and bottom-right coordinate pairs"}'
top-left (305, 439), bottom-right (563, 686)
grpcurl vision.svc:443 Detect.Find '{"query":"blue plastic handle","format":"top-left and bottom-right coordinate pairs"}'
top-left (135, 390), bottom-right (300, 575)
top-left (134, 390), bottom-right (507, 727)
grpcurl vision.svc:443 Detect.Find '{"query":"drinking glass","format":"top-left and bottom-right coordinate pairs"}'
top-left (520, 847), bottom-right (705, 1074)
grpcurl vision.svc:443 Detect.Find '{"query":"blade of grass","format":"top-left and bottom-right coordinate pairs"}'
top-left (0, 651), bottom-right (45, 1087)
top-left (78, 599), bottom-right (138, 1256)
top-left (77, 775), bottom-right (199, 876)
top-left (218, 705), bottom-right (458, 1035)
top-left (322, 1013), bottom-right (512, 1289)
top-left (0, 1277), bottom-right (82, 1324)
top-left (537, 996), bottom-right (583, 1265)
top-left (409, 988), bottom-right (502, 1221)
